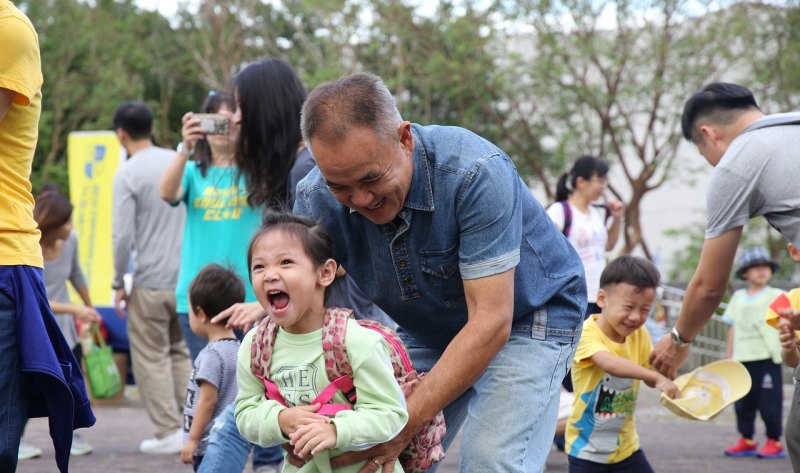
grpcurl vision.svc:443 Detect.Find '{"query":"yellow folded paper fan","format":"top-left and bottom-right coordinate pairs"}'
top-left (659, 359), bottom-right (752, 421)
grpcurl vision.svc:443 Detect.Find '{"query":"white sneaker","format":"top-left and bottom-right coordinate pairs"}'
top-left (70, 434), bottom-right (93, 456)
top-left (139, 429), bottom-right (182, 455)
top-left (18, 441), bottom-right (42, 460)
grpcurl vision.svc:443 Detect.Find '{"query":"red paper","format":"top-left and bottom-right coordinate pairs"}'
top-left (770, 293), bottom-right (792, 316)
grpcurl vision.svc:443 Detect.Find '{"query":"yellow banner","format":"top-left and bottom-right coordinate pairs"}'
top-left (68, 131), bottom-right (125, 306)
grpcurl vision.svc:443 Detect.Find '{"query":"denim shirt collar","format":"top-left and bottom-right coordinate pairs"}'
top-left (403, 126), bottom-right (435, 212)
top-left (347, 125), bottom-right (435, 215)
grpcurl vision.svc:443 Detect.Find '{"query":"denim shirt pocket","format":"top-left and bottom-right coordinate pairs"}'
top-left (420, 245), bottom-right (462, 307)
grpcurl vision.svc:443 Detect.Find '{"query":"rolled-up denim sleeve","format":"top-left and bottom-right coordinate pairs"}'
top-left (456, 153), bottom-right (522, 280)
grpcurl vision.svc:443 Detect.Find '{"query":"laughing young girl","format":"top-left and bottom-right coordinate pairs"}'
top-left (235, 212), bottom-right (408, 473)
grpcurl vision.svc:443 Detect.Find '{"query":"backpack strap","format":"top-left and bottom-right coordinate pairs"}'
top-left (250, 316), bottom-right (287, 406)
top-left (559, 201), bottom-right (572, 237)
top-left (593, 203), bottom-right (611, 224)
top-left (250, 311), bottom-right (356, 414)
top-left (322, 307), bottom-right (358, 403)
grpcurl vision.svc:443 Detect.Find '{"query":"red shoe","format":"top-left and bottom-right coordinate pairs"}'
top-left (724, 437), bottom-right (758, 457)
top-left (757, 438), bottom-right (786, 459)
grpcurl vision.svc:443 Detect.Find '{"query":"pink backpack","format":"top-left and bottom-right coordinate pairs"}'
top-left (250, 307), bottom-right (446, 473)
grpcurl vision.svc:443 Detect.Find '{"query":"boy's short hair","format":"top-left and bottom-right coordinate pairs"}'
top-left (188, 264), bottom-right (245, 320)
top-left (600, 255), bottom-right (660, 292)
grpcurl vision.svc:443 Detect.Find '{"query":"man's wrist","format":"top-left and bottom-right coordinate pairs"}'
top-left (670, 326), bottom-right (694, 347)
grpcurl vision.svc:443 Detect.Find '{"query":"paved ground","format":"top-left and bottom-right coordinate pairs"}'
top-left (18, 385), bottom-right (795, 472)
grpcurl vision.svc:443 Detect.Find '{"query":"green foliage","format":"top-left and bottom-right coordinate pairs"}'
top-left (18, 0), bottom-right (800, 270)
top-left (666, 217), bottom-right (799, 284)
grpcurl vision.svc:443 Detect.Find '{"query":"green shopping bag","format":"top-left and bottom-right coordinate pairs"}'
top-left (83, 323), bottom-right (122, 398)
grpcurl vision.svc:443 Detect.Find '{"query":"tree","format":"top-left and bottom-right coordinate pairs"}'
top-left (497, 0), bottom-right (737, 257)
top-left (731, 1), bottom-right (800, 112)
top-left (21, 0), bottom-right (204, 193)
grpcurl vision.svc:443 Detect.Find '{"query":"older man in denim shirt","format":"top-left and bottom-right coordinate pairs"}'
top-left (294, 73), bottom-right (586, 473)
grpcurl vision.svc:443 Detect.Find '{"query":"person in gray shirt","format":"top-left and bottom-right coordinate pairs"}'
top-left (650, 83), bottom-right (800, 378)
top-left (112, 101), bottom-right (191, 455)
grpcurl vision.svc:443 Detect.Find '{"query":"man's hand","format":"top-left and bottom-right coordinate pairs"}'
top-left (180, 438), bottom-right (198, 465)
top-left (648, 335), bottom-right (690, 379)
top-left (330, 423), bottom-right (415, 473)
top-left (290, 421), bottom-right (337, 459)
top-left (211, 301), bottom-right (265, 331)
top-left (277, 404), bottom-right (329, 437)
top-left (114, 288), bottom-right (128, 318)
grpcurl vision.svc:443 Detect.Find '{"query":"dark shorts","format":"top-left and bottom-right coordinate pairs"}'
top-left (568, 449), bottom-right (655, 473)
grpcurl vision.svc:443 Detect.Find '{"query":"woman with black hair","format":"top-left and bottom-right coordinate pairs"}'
top-left (548, 156), bottom-right (624, 319)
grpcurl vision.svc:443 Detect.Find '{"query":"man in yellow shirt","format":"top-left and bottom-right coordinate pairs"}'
top-left (0, 2), bottom-right (94, 471)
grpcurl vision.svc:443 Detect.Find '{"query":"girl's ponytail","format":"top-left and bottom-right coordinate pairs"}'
top-left (555, 172), bottom-right (572, 202)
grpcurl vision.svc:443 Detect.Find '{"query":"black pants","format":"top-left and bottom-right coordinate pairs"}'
top-left (568, 449), bottom-right (655, 473)
top-left (735, 359), bottom-right (783, 440)
top-left (784, 368), bottom-right (800, 470)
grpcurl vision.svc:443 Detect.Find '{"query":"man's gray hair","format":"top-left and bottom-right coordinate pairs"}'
top-left (301, 72), bottom-right (403, 149)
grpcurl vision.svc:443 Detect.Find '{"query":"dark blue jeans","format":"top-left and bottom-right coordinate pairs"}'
top-left (198, 403), bottom-right (282, 472)
top-left (568, 449), bottom-right (655, 473)
top-left (736, 359), bottom-right (783, 440)
top-left (0, 288), bottom-right (28, 471)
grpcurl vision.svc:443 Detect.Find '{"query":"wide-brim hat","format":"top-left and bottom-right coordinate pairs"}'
top-left (735, 246), bottom-right (779, 280)
top-left (659, 359), bottom-right (751, 421)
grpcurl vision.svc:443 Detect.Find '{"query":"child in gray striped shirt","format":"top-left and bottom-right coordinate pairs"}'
top-left (181, 264), bottom-right (244, 471)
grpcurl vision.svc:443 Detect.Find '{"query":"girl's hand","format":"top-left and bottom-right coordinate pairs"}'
top-left (290, 421), bottom-right (337, 459)
top-left (277, 404), bottom-right (329, 437)
top-left (180, 438), bottom-right (198, 465)
top-left (607, 198), bottom-right (625, 218)
top-left (655, 375), bottom-right (681, 399)
top-left (180, 112), bottom-right (205, 157)
top-left (778, 319), bottom-right (798, 351)
top-left (75, 305), bottom-right (101, 324)
top-left (778, 308), bottom-right (800, 331)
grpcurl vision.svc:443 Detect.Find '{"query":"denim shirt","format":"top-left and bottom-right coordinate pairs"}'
top-left (295, 124), bottom-right (586, 350)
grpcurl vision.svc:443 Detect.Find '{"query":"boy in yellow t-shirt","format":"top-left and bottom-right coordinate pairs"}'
top-left (566, 256), bottom-right (679, 472)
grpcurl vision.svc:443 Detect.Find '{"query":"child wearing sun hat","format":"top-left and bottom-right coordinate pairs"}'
top-left (721, 246), bottom-right (786, 459)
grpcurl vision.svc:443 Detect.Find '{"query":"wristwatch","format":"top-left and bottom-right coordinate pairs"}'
top-left (176, 142), bottom-right (195, 158)
top-left (670, 327), bottom-right (693, 347)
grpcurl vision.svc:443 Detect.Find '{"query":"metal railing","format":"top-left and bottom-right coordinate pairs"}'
top-left (656, 285), bottom-right (729, 373)
top-left (655, 284), bottom-right (794, 382)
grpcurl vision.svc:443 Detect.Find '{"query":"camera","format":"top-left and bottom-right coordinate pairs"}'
top-left (194, 113), bottom-right (229, 135)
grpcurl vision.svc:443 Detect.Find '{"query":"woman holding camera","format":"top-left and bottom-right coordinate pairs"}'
top-left (159, 91), bottom-right (262, 361)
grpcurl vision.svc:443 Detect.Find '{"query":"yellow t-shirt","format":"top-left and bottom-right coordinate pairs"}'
top-left (565, 315), bottom-right (652, 464)
top-left (0, 0), bottom-right (44, 267)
